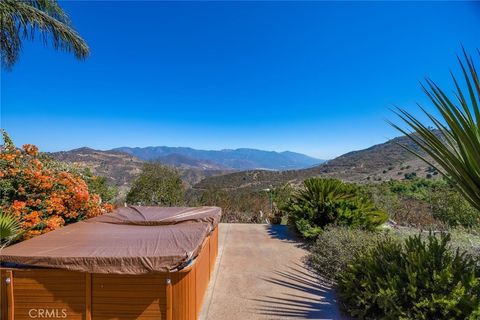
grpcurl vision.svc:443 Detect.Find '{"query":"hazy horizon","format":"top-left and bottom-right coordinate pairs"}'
top-left (2, 2), bottom-right (479, 159)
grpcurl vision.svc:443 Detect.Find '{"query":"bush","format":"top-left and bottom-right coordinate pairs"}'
top-left (404, 172), bottom-right (417, 180)
top-left (338, 233), bottom-right (480, 319)
top-left (284, 178), bottom-right (388, 239)
top-left (126, 163), bottom-right (184, 206)
top-left (430, 188), bottom-right (480, 228)
top-left (0, 132), bottom-right (113, 240)
top-left (365, 178), bottom-right (480, 229)
top-left (82, 169), bottom-right (118, 203)
top-left (189, 187), bottom-right (269, 223)
top-left (307, 226), bottom-right (390, 282)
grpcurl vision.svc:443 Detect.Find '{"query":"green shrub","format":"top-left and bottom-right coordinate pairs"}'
top-left (430, 188), bottom-right (480, 228)
top-left (81, 169), bottom-right (118, 203)
top-left (284, 178), bottom-right (387, 239)
top-left (365, 178), bottom-right (480, 229)
top-left (127, 163), bottom-right (184, 206)
top-left (307, 226), bottom-right (390, 282)
top-left (338, 233), bottom-right (480, 319)
top-left (404, 172), bottom-right (417, 180)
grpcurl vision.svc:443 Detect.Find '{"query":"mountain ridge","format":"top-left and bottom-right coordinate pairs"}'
top-left (194, 133), bottom-right (441, 190)
top-left (110, 146), bottom-right (323, 170)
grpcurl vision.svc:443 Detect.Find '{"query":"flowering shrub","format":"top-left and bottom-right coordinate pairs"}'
top-left (0, 131), bottom-right (113, 240)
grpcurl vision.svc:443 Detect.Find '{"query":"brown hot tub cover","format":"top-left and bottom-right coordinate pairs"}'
top-left (0, 206), bottom-right (221, 274)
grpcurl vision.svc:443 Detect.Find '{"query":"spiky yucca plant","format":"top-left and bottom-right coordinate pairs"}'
top-left (391, 49), bottom-right (480, 212)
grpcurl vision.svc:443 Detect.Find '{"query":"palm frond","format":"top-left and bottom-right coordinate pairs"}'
top-left (391, 50), bottom-right (480, 211)
top-left (1, 0), bottom-right (89, 69)
top-left (0, 211), bottom-right (20, 245)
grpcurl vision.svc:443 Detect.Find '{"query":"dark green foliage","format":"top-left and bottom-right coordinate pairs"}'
top-left (387, 177), bottom-right (448, 200)
top-left (430, 188), bottom-right (480, 228)
top-left (284, 178), bottom-right (388, 239)
top-left (126, 163), bottom-right (184, 206)
top-left (81, 169), bottom-right (118, 203)
top-left (404, 172), bottom-right (417, 180)
top-left (307, 226), bottom-right (389, 282)
top-left (338, 233), bottom-right (480, 319)
top-left (366, 178), bottom-right (480, 228)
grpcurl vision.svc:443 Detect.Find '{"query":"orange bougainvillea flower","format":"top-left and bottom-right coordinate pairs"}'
top-left (1, 131), bottom-right (114, 241)
top-left (45, 215), bottom-right (65, 231)
top-left (22, 144), bottom-right (39, 156)
top-left (12, 200), bottom-right (26, 210)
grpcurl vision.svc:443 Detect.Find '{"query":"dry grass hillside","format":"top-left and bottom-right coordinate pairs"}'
top-left (50, 148), bottom-right (234, 196)
top-left (194, 134), bottom-right (441, 190)
top-left (50, 148), bottom-right (144, 197)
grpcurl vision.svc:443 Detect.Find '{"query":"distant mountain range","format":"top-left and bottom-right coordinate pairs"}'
top-left (194, 134), bottom-right (441, 190)
top-left (49, 134), bottom-right (440, 197)
top-left (110, 146), bottom-right (323, 170)
top-left (49, 146), bottom-right (323, 196)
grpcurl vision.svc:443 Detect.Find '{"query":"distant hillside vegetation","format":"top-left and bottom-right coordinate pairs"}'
top-left (50, 148), bottom-right (144, 197)
top-left (154, 153), bottom-right (228, 170)
top-left (194, 134), bottom-right (441, 190)
top-left (49, 148), bottom-right (233, 197)
top-left (111, 146), bottom-right (323, 170)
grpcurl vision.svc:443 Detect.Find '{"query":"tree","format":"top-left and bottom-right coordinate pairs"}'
top-left (391, 49), bottom-right (480, 211)
top-left (126, 163), bottom-right (185, 206)
top-left (82, 169), bottom-right (118, 203)
top-left (0, 0), bottom-right (89, 69)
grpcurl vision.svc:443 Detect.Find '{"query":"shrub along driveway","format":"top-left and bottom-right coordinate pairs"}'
top-left (200, 223), bottom-right (345, 320)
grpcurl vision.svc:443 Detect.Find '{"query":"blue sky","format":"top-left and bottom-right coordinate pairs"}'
top-left (1, 1), bottom-right (479, 159)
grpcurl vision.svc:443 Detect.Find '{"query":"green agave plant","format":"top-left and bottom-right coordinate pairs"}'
top-left (390, 49), bottom-right (480, 212)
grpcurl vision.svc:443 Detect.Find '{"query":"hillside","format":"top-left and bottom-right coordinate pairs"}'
top-left (111, 146), bottom-right (323, 170)
top-left (154, 153), bottom-right (227, 170)
top-left (50, 148), bottom-right (144, 197)
top-left (49, 148), bottom-right (233, 197)
top-left (194, 134), bottom-right (440, 190)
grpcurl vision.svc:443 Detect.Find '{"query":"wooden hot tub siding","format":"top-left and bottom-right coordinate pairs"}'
top-left (0, 226), bottom-right (218, 320)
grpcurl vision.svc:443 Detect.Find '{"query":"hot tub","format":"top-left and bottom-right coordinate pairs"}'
top-left (0, 206), bottom-right (221, 320)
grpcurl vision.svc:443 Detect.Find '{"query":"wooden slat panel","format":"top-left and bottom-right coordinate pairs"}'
top-left (92, 274), bottom-right (166, 320)
top-left (86, 273), bottom-right (92, 320)
top-left (0, 270), bottom-right (7, 320)
top-left (209, 227), bottom-right (219, 276)
top-left (12, 269), bottom-right (85, 320)
top-left (7, 270), bottom-right (14, 320)
top-left (195, 238), bottom-right (210, 317)
top-left (171, 271), bottom-right (195, 320)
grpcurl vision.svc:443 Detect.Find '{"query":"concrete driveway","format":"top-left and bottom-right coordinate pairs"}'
top-left (199, 223), bottom-right (345, 320)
